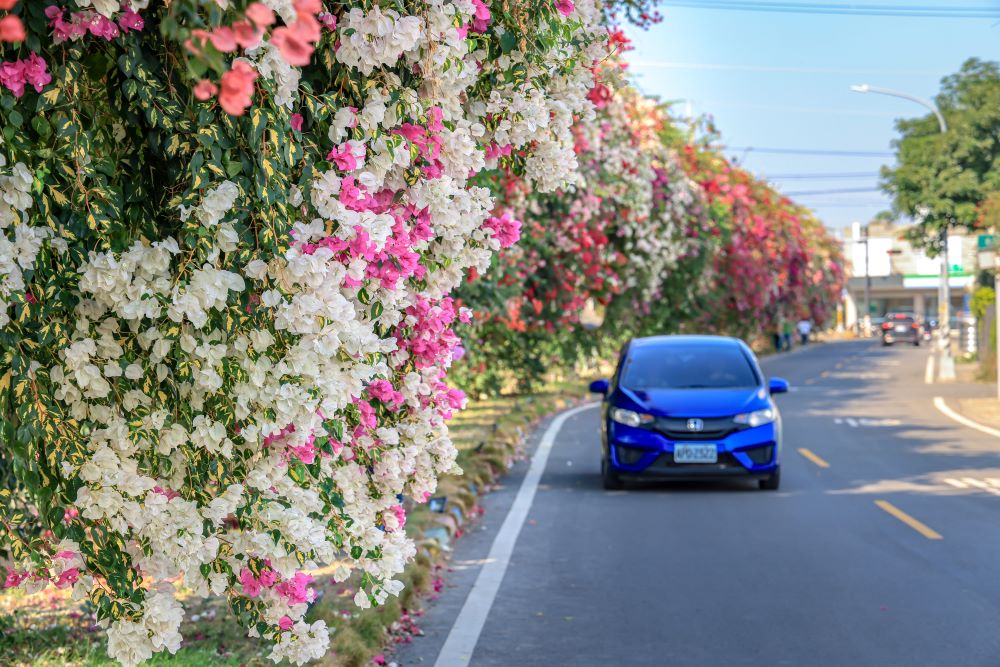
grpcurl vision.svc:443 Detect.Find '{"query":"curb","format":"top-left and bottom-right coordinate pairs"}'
top-left (932, 396), bottom-right (1000, 439)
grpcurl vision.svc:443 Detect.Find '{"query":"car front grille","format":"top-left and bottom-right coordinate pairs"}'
top-left (650, 452), bottom-right (741, 470)
top-left (651, 416), bottom-right (742, 441)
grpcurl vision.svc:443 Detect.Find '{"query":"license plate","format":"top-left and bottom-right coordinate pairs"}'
top-left (895, 325), bottom-right (907, 332)
top-left (673, 444), bottom-right (718, 463)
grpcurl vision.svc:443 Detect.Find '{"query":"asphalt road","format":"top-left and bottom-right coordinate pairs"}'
top-left (396, 340), bottom-right (1000, 667)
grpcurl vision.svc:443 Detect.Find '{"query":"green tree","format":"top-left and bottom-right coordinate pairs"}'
top-left (881, 58), bottom-right (1000, 252)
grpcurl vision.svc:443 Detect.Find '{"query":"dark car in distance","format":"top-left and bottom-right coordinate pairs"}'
top-left (881, 312), bottom-right (921, 346)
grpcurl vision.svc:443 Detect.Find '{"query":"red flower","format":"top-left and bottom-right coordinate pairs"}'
top-left (193, 79), bottom-right (218, 101)
top-left (245, 2), bottom-right (276, 27)
top-left (218, 61), bottom-right (257, 116)
top-left (0, 15), bottom-right (25, 43)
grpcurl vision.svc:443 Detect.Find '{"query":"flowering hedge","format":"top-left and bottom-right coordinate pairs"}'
top-left (680, 140), bottom-right (844, 337)
top-left (453, 50), bottom-right (843, 393)
top-left (0, 0), bottom-right (615, 664)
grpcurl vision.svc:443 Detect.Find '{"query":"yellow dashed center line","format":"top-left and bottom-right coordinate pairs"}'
top-left (874, 500), bottom-right (943, 540)
top-left (797, 448), bottom-right (830, 468)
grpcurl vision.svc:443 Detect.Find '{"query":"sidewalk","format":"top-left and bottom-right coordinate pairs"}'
top-left (951, 396), bottom-right (1000, 431)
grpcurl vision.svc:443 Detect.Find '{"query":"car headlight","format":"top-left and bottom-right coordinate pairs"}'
top-left (611, 407), bottom-right (655, 428)
top-left (734, 408), bottom-right (776, 428)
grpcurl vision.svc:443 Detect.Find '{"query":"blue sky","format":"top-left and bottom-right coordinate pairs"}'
top-left (622, 2), bottom-right (1000, 231)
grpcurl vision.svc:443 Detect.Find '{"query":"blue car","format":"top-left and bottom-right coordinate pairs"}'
top-left (589, 335), bottom-right (788, 491)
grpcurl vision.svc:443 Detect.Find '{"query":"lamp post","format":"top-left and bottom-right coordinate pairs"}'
top-left (850, 84), bottom-right (953, 380)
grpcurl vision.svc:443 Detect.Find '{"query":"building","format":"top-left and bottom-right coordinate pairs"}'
top-left (841, 220), bottom-right (984, 331)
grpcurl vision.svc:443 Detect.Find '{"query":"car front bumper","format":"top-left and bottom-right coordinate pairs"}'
top-left (608, 421), bottom-right (779, 478)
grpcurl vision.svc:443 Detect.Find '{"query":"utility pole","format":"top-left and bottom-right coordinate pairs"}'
top-left (938, 226), bottom-right (955, 379)
top-left (995, 244), bottom-right (1000, 399)
top-left (864, 224), bottom-right (871, 336)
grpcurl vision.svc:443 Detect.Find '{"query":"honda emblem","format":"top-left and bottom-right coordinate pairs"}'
top-left (686, 418), bottom-right (704, 432)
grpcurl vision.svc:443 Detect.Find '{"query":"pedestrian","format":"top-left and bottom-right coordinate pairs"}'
top-left (783, 319), bottom-right (793, 350)
top-left (797, 318), bottom-right (812, 346)
top-left (773, 321), bottom-right (784, 352)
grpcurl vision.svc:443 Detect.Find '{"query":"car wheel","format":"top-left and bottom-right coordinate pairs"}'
top-left (601, 457), bottom-right (624, 490)
top-left (913, 340), bottom-right (920, 346)
top-left (759, 467), bottom-right (780, 491)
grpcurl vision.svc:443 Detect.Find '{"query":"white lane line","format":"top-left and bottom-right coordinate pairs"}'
top-left (959, 478), bottom-right (1000, 496)
top-left (846, 417), bottom-right (859, 428)
top-left (933, 397), bottom-right (1000, 439)
top-left (925, 354), bottom-right (935, 384)
top-left (434, 402), bottom-right (598, 667)
top-left (987, 478), bottom-right (1000, 488)
top-left (944, 478), bottom-right (969, 489)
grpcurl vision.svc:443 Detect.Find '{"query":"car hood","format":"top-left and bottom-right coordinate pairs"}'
top-left (618, 386), bottom-right (767, 418)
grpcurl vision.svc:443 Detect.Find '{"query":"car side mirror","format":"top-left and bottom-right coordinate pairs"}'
top-left (768, 377), bottom-right (789, 394)
top-left (589, 379), bottom-right (610, 394)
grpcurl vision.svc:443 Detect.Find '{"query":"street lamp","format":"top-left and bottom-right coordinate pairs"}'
top-left (850, 83), bottom-right (954, 381)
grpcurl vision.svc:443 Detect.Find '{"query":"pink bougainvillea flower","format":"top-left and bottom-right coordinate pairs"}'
top-left (231, 21), bottom-right (262, 50)
top-left (218, 60), bottom-right (257, 116)
top-left (245, 2), bottom-right (276, 28)
top-left (587, 82), bottom-right (612, 108)
top-left (239, 568), bottom-right (263, 598)
top-left (54, 568), bottom-right (79, 589)
top-left (0, 15), bottom-right (26, 42)
top-left (317, 12), bottom-right (337, 30)
top-left (287, 434), bottom-right (317, 464)
top-left (0, 0), bottom-right (17, 9)
top-left (118, 8), bottom-right (144, 32)
top-left (555, 0), bottom-right (575, 16)
top-left (3, 568), bottom-right (27, 588)
top-left (278, 616), bottom-right (294, 630)
top-left (208, 26), bottom-right (238, 52)
top-left (483, 211), bottom-right (522, 248)
top-left (270, 20), bottom-right (316, 66)
top-left (471, 0), bottom-right (490, 31)
top-left (275, 572), bottom-right (315, 605)
top-left (0, 53), bottom-right (51, 97)
top-left (327, 144), bottom-right (358, 171)
top-left (89, 15), bottom-right (120, 40)
top-left (193, 79), bottom-right (218, 101)
top-left (290, 112), bottom-right (303, 131)
top-left (258, 567), bottom-right (277, 588)
top-left (294, 0), bottom-right (323, 13)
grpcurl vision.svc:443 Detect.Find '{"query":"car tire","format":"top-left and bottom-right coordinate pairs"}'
top-left (759, 467), bottom-right (780, 491)
top-left (601, 457), bottom-right (624, 490)
top-left (913, 340), bottom-right (920, 346)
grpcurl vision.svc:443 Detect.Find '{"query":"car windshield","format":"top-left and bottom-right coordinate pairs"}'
top-left (620, 344), bottom-right (759, 390)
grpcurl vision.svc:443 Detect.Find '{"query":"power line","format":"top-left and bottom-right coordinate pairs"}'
top-left (783, 187), bottom-right (883, 196)
top-left (766, 172), bottom-right (881, 179)
top-left (629, 61), bottom-right (941, 76)
top-left (800, 202), bottom-right (891, 208)
top-left (728, 146), bottom-right (894, 157)
top-left (657, 1), bottom-right (1000, 18)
